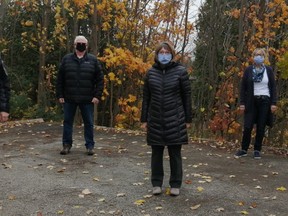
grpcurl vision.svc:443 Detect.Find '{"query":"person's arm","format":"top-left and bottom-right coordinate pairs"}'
top-left (140, 72), bottom-right (151, 124)
top-left (56, 57), bottom-right (66, 103)
top-left (0, 58), bottom-right (10, 122)
top-left (93, 58), bottom-right (104, 102)
top-left (180, 68), bottom-right (192, 124)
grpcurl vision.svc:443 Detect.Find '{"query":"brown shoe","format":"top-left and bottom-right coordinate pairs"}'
top-left (60, 144), bottom-right (71, 155)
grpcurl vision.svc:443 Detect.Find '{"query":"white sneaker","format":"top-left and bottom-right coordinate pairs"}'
top-left (152, 187), bottom-right (162, 195)
top-left (170, 188), bottom-right (180, 196)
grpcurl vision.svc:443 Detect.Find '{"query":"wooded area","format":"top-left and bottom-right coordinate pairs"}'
top-left (0, 0), bottom-right (287, 148)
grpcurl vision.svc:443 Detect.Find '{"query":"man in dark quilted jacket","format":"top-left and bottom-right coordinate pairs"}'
top-left (56, 35), bottom-right (104, 156)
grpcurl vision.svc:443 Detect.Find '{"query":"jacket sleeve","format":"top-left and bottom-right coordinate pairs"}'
top-left (56, 58), bottom-right (65, 99)
top-left (140, 72), bottom-right (150, 123)
top-left (267, 66), bottom-right (277, 105)
top-left (180, 69), bottom-right (192, 123)
top-left (0, 59), bottom-right (10, 112)
top-left (93, 59), bottom-right (104, 100)
top-left (240, 67), bottom-right (250, 105)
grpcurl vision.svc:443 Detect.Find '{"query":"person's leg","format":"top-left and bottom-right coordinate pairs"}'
top-left (241, 126), bottom-right (253, 151)
top-left (167, 145), bottom-right (182, 188)
top-left (79, 103), bottom-right (95, 150)
top-left (151, 145), bottom-right (165, 187)
top-left (63, 103), bottom-right (77, 145)
top-left (61, 103), bottom-right (77, 154)
top-left (254, 97), bottom-right (270, 152)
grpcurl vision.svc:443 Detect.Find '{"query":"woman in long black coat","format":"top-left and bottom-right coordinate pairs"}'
top-left (234, 48), bottom-right (277, 159)
top-left (140, 42), bottom-right (192, 196)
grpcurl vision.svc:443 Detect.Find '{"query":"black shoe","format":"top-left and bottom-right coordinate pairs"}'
top-left (234, 149), bottom-right (247, 158)
top-left (60, 144), bottom-right (71, 155)
top-left (87, 148), bottom-right (94, 156)
top-left (253, 150), bottom-right (261, 159)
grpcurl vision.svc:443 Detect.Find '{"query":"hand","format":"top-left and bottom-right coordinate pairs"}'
top-left (239, 105), bottom-right (245, 113)
top-left (271, 105), bottom-right (277, 113)
top-left (0, 112), bottom-right (9, 122)
top-left (141, 122), bottom-right (147, 131)
top-left (59, 98), bottom-right (65, 103)
top-left (92, 97), bottom-right (99, 104)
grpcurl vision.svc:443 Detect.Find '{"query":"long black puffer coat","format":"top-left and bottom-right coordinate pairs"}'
top-left (56, 52), bottom-right (104, 103)
top-left (141, 62), bottom-right (192, 146)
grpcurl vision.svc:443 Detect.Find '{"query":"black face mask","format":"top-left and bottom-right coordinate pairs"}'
top-left (76, 43), bottom-right (86, 52)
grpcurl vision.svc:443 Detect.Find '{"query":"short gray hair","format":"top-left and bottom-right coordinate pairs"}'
top-left (74, 35), bottom-right (88, 44)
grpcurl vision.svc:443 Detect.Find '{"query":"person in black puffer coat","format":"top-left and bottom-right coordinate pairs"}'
top-left (0, 54), bottom-right (10, 123)
top-left (56, 35), bottom-right (104, 156)
top-left (141, 42), bottom-right (192, 196)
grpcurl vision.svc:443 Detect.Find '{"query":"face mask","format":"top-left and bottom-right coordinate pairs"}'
top-left (76, 43), bottom-right (86, 52)
top-left (158, 53), bottom-right (172, 64)
top-left (253, 55), bottom-right (264, 64)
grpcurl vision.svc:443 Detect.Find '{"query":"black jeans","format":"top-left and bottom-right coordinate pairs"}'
top-left (151, 145), bottom-right (182, 188)
top-left (242, 96), bottom-right (270, 151)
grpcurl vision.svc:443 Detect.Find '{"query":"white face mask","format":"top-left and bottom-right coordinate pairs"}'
top-left (158, 53), bottom-right (172, 64)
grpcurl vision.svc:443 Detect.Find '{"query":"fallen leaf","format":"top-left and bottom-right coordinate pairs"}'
top-left (98, 198), bottom-right (105, 202)
top-left (240, 210), bottom-right (249, 215)
top-left (2, 163), bottom-right (12, 169)
top-left (197, 186), bottom-right (204, 192)
top-left (82, 189), bottom-right (92, 195)
top-left (238, 201), bottom-right (245, 206)
top-left (255, 185), bottom-right (262, 189)
top-left (117, 193), bottom-right (126, 197)
top-left (8, 195), bottom-right (16, 200)
top-left (276, 186), bottom-right (286, 191)
top-left (134, 199), bottom-right (145, 206)
top-left (216, 207), bottom-right (224, 212)
top-left (190, 204), bottom-right (201, 210)
top-left (155, 206), bottom-right (162, 210)
top-left (57, 210), bottom-right (64, 214)
top-left (143, 195), bottom-right (153, 198)
top-left (93, 177), bottom-right (100, 181)
top-left (57, 167), bottom-right (66, 173)
top-left (185, 180), bottom-right (192, 184)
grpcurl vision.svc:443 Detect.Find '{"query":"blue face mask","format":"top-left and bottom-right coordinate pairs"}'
top-left (254, 55), bottom-right (264, 64)
top-left (158, 53), bottom-right (172, 65)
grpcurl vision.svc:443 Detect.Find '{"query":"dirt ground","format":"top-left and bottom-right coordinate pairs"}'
top-left (0, 120), bottom-right (287, 216)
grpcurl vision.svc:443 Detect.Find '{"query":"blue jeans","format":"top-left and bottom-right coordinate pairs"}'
top-left (62, 103), bottom-right (95, 149)
top-left (242, 96), bottom-right (270, 151)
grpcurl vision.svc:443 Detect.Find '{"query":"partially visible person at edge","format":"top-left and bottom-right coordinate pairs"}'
top-left (140, 42), bottom-right (192, 196)
top-left (56, 35), bottom-right (104, 156)
top-left (234, 48), bottom-right (277, 160)
top-left (0, 54), bottom-right (10, 123)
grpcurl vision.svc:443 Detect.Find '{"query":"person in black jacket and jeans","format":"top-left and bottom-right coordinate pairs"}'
top-left (56, 35), bottom-right (104, 156)
top-left (141, 42), bottom-right (192, 196)
top-left (234, 48), bottom-right (277, 159)
top-left (0, 54), bottom-right (10, 123)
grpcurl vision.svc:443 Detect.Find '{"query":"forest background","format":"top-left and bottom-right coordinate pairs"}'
top-left (0, 0), bottom-right (287, 150)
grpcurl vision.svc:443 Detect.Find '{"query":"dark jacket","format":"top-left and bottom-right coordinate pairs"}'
top-left (56, 52), bottom-right (104, 103)
top-left (0, 57), bottom-right (10, 113)
top-left (141, 62), bottom-right (192, 146)
top-left (240, 65), bottom-right (277, 127)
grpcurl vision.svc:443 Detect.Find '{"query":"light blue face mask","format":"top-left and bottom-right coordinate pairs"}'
top-left (158, 53), bottom-right (172, 65)
top-left (254, 55), bottom-right (264, 64)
